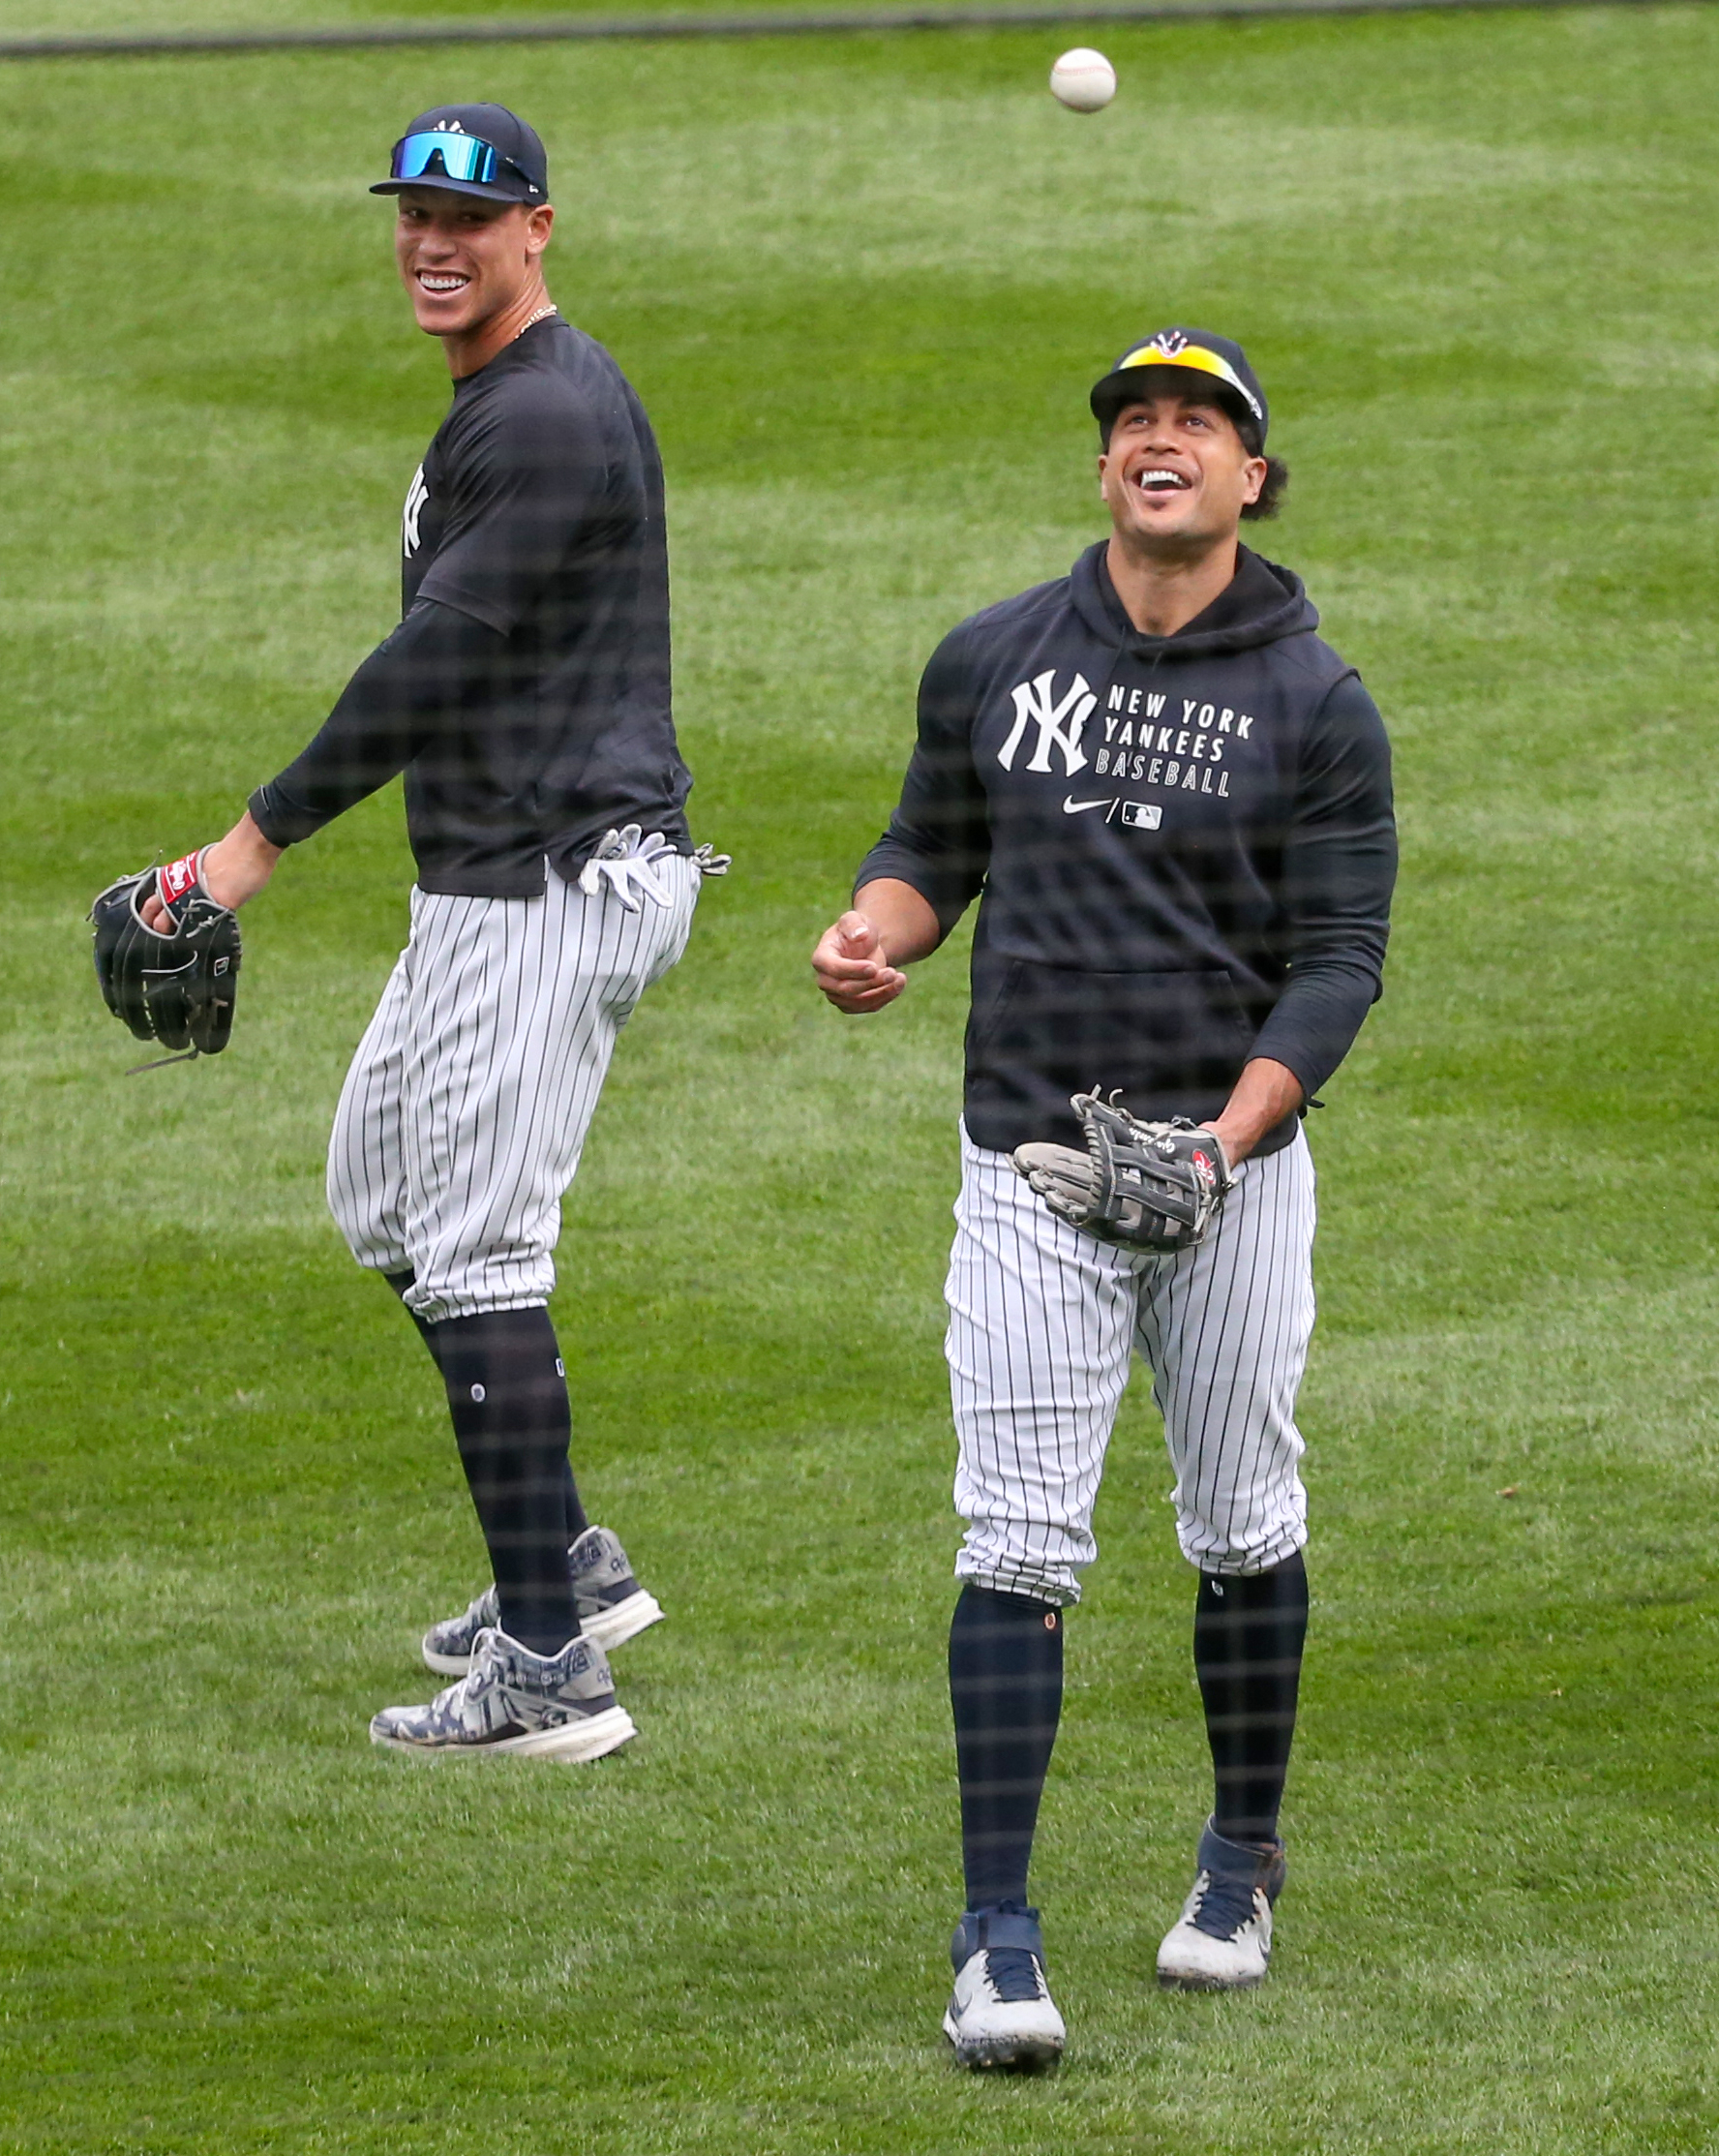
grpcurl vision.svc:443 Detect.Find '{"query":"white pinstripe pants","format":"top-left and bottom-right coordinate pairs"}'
top-left (327, 857), bottom-right (701, 1324)
top-left (949, 1124), bottom-right (1316, 1603)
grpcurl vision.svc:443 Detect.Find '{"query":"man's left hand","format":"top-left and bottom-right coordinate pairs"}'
top-left (139, 811), bottom-right (282, 929)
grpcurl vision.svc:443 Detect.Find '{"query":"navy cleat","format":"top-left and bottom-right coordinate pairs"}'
top-left (1156, 1819), bottom-right (1286, 1990)
top-left (942, 1903), bottom-right (1067, 2072)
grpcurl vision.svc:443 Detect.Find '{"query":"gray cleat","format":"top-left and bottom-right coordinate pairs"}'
top-left (372, 1626), bottom-right (635, 1761)
top-left (420, 1524), bottom-right (664, 1676)
top-left (568, 1525), bottom-right (665, 1651)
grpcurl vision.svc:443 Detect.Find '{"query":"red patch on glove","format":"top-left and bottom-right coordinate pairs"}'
top-left (156, 852), bottom-right (202, 920)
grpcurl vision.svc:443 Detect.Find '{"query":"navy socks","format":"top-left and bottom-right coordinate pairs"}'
top-left (1193, 1553), bottom-right (1308, 1845)
top-left (385, 1272), bottom-right (589, 1555)
top-left (949, 1584), bottom-right (1065, 1910)
top-left (431, 1308), bottom-right (583, 1657)
top-left (384, 1273), bottom-right (579, 1655)
top-left (949, 1553), bottom-right (1306, 1911)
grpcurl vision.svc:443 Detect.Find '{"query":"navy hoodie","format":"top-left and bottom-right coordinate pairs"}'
top-left (855, 542), bottom-right (1396, 1157)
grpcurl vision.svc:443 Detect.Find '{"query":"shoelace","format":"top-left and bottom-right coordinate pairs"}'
top-left (428, 1671), bottom-right (472, 1716)
top-left (982, 1949), bottom-right (1048, 2004)
top-left (1188, 1869), bottom-right (1261, 1942)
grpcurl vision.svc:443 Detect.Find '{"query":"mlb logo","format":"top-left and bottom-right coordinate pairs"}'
top-left (1120, 802), bottom-right (1161, 831)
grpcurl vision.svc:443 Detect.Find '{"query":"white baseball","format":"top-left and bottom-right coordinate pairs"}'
top-left (1049, 47), bottom-right (1117, 113)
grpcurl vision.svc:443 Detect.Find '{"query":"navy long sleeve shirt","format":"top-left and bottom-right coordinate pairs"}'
top-left (856, 543), bottom-right (1397, 1155)
top-left (251, 316), bottom-right (690, 896)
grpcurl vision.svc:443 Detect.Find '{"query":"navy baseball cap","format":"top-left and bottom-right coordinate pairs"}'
top-left (1090, 328), bottom-right (1268, 445)
top-left (372, 104), bottom-right (549, 204)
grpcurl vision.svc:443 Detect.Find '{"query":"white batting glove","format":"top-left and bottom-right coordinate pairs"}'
top-left (577, 826), bottom-right (678, 912)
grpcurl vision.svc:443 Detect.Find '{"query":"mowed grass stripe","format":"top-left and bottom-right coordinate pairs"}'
top-left (6, 0), bottom-right (1688, 45)
top-left (2, 12), bottom-right (1717, 2151)
top-left (0, 0), bottom-right (1690, 67)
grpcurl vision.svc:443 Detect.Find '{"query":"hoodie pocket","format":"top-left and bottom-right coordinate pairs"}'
top-left (974, 959), bottom-right (1254, 1106)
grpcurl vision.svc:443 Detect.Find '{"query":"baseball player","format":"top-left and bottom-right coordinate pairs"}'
top-left (124, 104), bottom-right (725, 1760)
top-left (813, 330), bottom-right (1395, 2066)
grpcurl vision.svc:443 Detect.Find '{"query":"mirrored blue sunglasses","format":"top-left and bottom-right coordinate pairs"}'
top-left (388, 132), bottom-right (523, 188)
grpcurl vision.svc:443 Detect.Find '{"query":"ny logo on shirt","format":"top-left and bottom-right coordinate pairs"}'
top-left (403, 466), bottom-right (430, 558)
top-left (997, 669), bottom-right (1096, 775)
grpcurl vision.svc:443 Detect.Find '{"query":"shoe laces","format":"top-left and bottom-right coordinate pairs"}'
top-left (461, 1632), bottom-right (505, 1696)
top-left (427, 1671), bottom-right (473, 1716)
top-left (982, 1948), bottom-right (1048, 2004)
top-left (1187, 1868), bottom-right (1260, 1942)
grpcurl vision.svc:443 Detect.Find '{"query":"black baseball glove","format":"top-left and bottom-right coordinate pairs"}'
top-left (90, 851), bottom-right (242, 1063)
top-left (1012, 1091), bottom-right (1233, 1256)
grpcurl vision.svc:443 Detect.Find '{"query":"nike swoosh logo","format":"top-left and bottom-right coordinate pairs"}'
top-left (1062, 796), bottom-right (1112, 814)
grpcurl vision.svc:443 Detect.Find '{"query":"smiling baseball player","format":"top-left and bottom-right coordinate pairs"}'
top-left (113, 104), bottom-right (726, 1760)
top-left (813, 329), bottom-right (1395, 2066)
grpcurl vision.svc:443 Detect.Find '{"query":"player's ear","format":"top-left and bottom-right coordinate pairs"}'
top-left (1240, 454), bottom-right (1267, 505)
top-left (527, 202), bottom-right (555, 258)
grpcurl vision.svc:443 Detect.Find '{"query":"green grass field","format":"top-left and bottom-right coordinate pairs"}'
top-left (4, 7), bottom-right (1719, 2149)
top-left (11, 0), bottom-right (987, 43)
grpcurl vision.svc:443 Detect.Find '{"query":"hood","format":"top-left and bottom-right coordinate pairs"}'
top-left (1070, 541), bottom-right (1318, 659)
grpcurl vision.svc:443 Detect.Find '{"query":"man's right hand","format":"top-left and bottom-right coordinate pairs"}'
top-left (811, 910), bottom-right (908, 1015)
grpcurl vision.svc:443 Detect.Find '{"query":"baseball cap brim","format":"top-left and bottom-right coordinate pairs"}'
top-left (371, 175), bottom-right (535, 202)
top-left (1092, 341), bottom-right (1264, 432)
